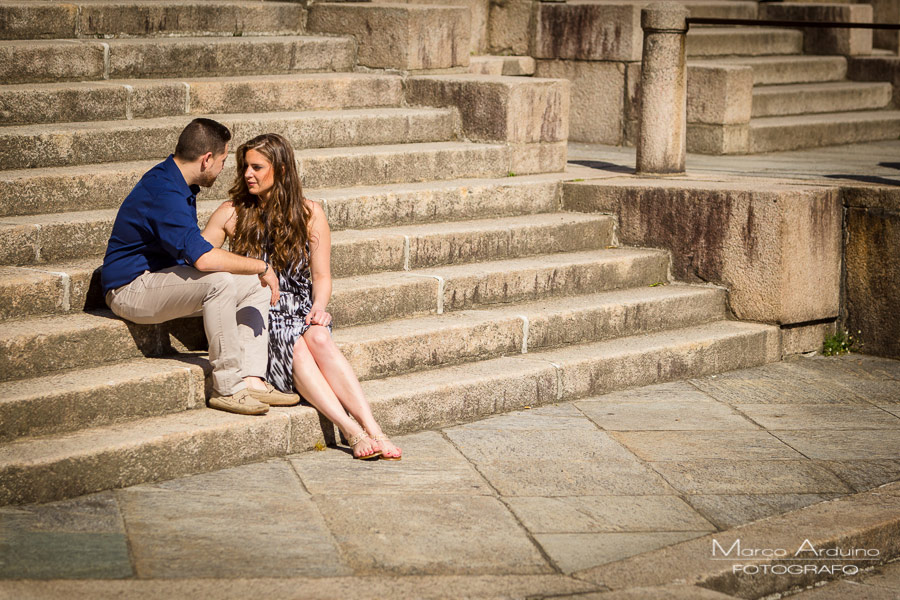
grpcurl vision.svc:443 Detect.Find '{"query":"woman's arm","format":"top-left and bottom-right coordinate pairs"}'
top-left (306, 200), bottom-right (332, 326)
top-left (201, 201), bottom-right (236, 248)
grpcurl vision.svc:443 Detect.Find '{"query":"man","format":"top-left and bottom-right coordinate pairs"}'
top-left (101, 118), bottom-right (298, 415)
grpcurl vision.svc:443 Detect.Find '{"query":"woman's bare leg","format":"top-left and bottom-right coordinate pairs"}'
top-left (291, 335), bottom-right (378, 458)
top-left (303, 325), bottom-right (401, 458)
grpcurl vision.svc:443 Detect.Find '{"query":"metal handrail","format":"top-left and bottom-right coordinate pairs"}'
top-left (687, 17), bottom-right (900, 30)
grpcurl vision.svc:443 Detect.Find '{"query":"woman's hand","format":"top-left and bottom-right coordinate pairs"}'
top-left (259, 266), bottom-right (280, 306)
top-left (305, 306), bottom-right (332, 327)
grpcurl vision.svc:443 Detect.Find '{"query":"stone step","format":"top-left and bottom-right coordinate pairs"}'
top-left (0, 35), bottom-right (356, 84)
top-left (0, 355), bottom-right (208, 443)
top-left (0, 73), bottom-right (404, 127)
top-left (468, 55), bottom-right (535, 76)
top-left (750, 110), bottom-right (900, 153)
top-left (683, 1), bottom-right (758, 20)
top-left (752, 81), bottom-right (893, 118)
top-left (0, 245), bottom-right (668, 328)
top-left (0, 284), bottom-right (724, 441)
top-left (687, 27), bottom-right (804, 58)
top-left (0, 107), bottom-right (459, 170)
top-left (0, 246), bottom-right (666, 382)
top-left (0, 1), bottom-right (307, 40)
top-left (0, 319), bottom-right (780, 505)
top-left (336, 284), bottom-right (728, 382)
top-left (689, 55), bottom-right (848, 86)
top-left (1, 199), bottom-right (609, 270)
top-left (0, 142), bottom-right (510, 218)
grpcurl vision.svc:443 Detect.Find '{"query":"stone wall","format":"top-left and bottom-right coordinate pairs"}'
top-left (841, 186), bottom-right (900, 359)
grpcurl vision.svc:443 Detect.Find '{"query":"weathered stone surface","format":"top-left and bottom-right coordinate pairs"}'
top-left (330, 271), bottom-right (439, 327)
top-left (406, 74), bottom-right (569, 144)
top-left (290, 431), bottom-right (491, 495)
top-left (0, 40), bottom-right (106, 84)
top-left (782, 321), bottom-right (837, 355)
top-left (820, 460), bottom-right (900, 492)
top-left (534, 60), bottom-right (624, 145)
top-left (189, 73), bottom-right (402, 114)
top-left (690, 55), bottom-right (848, 86)
top-left (563, 179), bottom-right (843, 325)
top-left (0, 492), bottom-right (131, 579)
top-left (509, 141), bottom-right (568, 174)
top-left (117, 460), bottom-right (348, 578)
top-left (533, 2), bottom-right (643, 62)
top-left (577, 395), bottom-right (758, 431)
top-left (382, 0), bottom-right (489, 54)
top-left (0, 357), bottom-right (203, 442)
top-left (611, 431), bottom-right (803, 461)
top-left (0, 2), bottom-right (78, 40)
top-left (77, 2), bottom-right (306, 38)
top-left (735, 404), bottom-right (900, 430)
top-left (579, 482), bottom-right (900, 596)
top-left (468, 55), bottom-right (535, 76)
top-left (0, 576), bottom-right (601, 600)
top-left (686, 27), bottom-right (803, 58)
top-left (845, 200), bottom-right (900, 359)
top-left (487, 0), bottom-right (533, 55)
top-left (684, 493), bottom-right (839, 530)
top-left (761, 3), bottom-right (873, 56)
top-left (687, 63), bottom-right (753, 125)
top-left (0, 410), bottom-right (292, 505)
top-left (0, 82), bottom-right (129, 126)
top-left (750, 111), bottom-right (900, 154)
top-left (505, 495), bottom-right (714, 533)
top-left (434, 248), bottom-right (669, 312)
top-left (313, 493), bottom-right (552, 574)
top-left (308, 3), bottom-right (470, 70)
top-left (773, 430), bottom-right (900, 460)
top-left (537, 532), bottom-right (705, 574)
top-left (648, 460), bottom-right (852, 494)
top-left (0, 266), bottom-right (64, 321)
top-left (445, 428), bottom-right (676, 496)
top-left (107, 35), bottom-right (355, 79)
top-left (637, 2), bottom-right (689, 175)
top-left (686, 122), bottom-right (750, 154)
top-left (752, 81), bottom-right (891, 119)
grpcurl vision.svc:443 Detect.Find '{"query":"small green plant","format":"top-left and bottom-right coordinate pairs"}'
top-left (507, 171), bottom-right (517, 177)
top-left (649, 281), bottom-right (666, 287)
top-left (822, 330), bottom-right (861, 356)
top-left (571, 178), bottom-right (584, 182)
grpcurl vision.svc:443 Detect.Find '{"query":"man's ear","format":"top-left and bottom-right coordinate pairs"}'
top-left (200, 151), bottom-right (214, 170)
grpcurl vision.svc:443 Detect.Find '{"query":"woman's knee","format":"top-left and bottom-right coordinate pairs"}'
top-left (303, 325), bottom-right (334, 352)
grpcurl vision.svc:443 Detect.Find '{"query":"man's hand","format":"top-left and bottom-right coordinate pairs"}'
top-left (305, 306), bottom-right (332, 327)
top-left (259, 266), bottom-right (280, 306)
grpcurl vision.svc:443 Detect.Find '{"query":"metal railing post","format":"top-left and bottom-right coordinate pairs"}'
top-left (637, 2), bottom-right (690, 175)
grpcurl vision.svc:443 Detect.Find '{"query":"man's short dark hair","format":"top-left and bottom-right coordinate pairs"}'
top-left (174, 118), bottom-right (232, 161)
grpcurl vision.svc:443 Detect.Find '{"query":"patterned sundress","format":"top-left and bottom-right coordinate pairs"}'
top-left (264, 246), bottom-right (333, 394)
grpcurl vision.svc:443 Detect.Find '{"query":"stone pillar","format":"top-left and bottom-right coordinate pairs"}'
top-left (637, 2), bottom-right (689, 175)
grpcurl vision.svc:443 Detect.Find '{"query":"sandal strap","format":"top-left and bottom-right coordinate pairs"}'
top-left (370, 434), bottom-right (390, 442)
top-left (347, 432), bottom-right (369, 447)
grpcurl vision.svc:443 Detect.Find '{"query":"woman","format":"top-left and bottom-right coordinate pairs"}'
top-left (202, 133), bottom-right (401, 460)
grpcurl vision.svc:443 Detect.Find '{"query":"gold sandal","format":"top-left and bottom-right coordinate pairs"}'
top-left (371, 434), bottom-right (402, 460)
top-left (347, 432), bottom-right (381, 460)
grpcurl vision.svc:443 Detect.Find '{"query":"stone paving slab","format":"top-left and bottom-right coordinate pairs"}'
top-left (683, 493), bottom-right (842, 530)
top-left (0, 355), bottom-right (898, 598)
top-left (610, 431), bottom-right (805, 461)
top-left (115, 460), bottom-right (349, 579)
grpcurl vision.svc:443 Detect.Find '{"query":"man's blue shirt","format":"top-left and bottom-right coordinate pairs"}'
top-left (101, 155), bottom-right (214, 295)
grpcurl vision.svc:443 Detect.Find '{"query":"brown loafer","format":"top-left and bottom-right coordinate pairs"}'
top-left (209, 388), bottom-right (269, 415)
top-left (247, 382), bottom-right (300, 406)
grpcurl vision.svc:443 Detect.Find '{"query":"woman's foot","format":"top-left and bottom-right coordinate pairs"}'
top-left (370, 433), bottom-right (402, 460)
top-left (347, 431), bottom-right (381, 460)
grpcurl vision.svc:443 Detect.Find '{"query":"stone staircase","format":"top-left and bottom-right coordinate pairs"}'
top-left (0, 0), bottom-right (780, 506)
top-left (685, 0), bottom-right (900, 153)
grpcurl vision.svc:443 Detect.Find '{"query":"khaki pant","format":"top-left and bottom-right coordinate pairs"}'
top-left (107, 266), bottom-right (269, 396)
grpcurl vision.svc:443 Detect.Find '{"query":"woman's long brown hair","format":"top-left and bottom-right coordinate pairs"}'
top-left (229, 133), bottom-right (312, 272)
